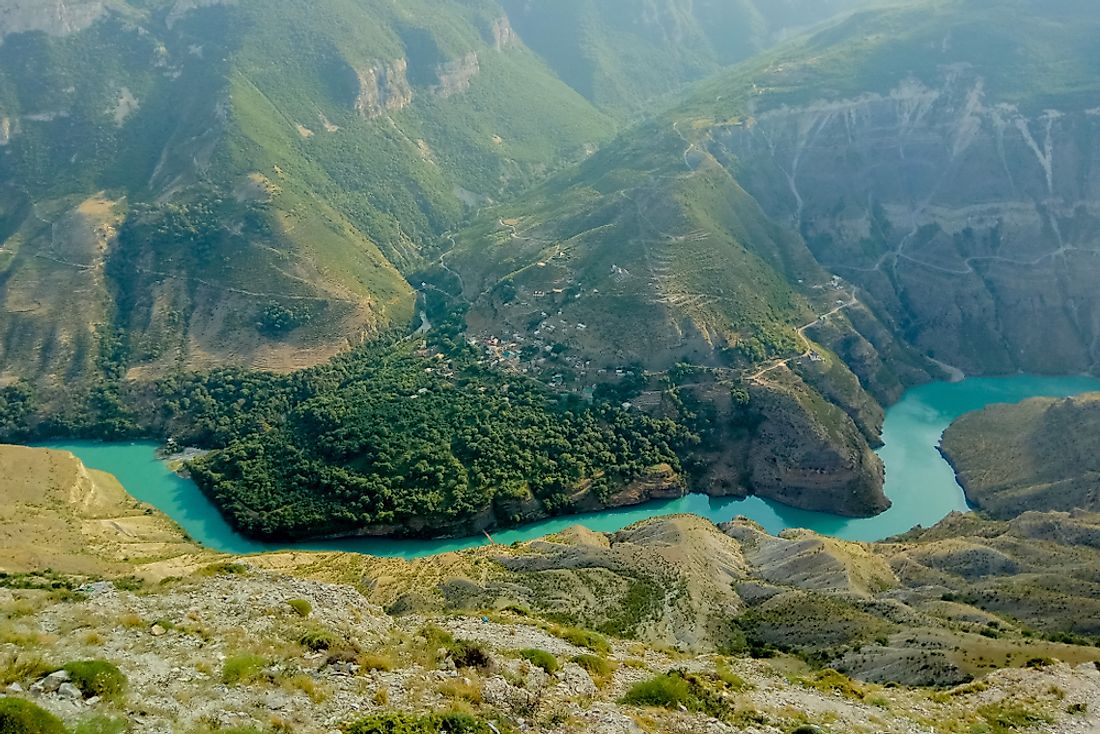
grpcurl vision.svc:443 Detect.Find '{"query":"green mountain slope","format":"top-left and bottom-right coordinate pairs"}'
top-left (0, 0), bottom-right (613, 386)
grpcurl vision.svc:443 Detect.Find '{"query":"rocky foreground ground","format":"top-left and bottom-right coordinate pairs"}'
top-left (2, 570), bottom-right (1099, 734)
top-left (1, 445), bottom-right (1100, 733)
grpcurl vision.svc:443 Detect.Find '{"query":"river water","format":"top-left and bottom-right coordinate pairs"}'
top-left (40, 374), bottom-right (1100, 558)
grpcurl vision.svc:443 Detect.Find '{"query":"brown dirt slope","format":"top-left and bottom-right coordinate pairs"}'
top-left (0, 444), bottom-right (211, 576)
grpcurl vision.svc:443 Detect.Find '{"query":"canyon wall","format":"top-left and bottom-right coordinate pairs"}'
top-left (718, 69), bottom-right (1100, 375)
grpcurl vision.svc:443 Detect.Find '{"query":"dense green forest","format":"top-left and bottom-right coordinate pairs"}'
top-left (151, 337), bottom-right (694, 539)
top-left (0, 328), bottom-right (697, 540)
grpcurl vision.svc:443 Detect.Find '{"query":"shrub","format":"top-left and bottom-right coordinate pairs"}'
top-left (976, 703), bottom-right (1052, 732)
top-left (298, 628), bottom-right (339, 652)
top-left (517, 649), bottom-right (558, 674)
top-left (439, 678), bottom-right (483, 703)
top-left (111, 577), bottom-right (143, 592)
top-left (222, 654), bottom-right (267, 685)
top-left (63, 660), bottom-right (127, 700)
top-left (0, 697), bottom-right (67, 734)
top-left (283, 674), bottom-right (327, 703)
top-left (620, 669), bottom-right (745, 719)
top-left (358, 653), bottom-right (395, 672)
top-left (344, 712), bottom-right (496, 734)
top-left (715, 664), bottom-right (752, 692)
top-left (1025, 657), bottom-right (1054, 669)
top-left (196, 562), bottom-right (248, 577)
top-left (286, 599), bottom-right (312, 618)
top-left (449, 640), bottom-right (491, 670)
top-left (553, 626), bottom-right (610, 655)
top-left (572, 654), bottom-right (615, 686)
top-left (419, 625), bottom-right (456, 649)
top-left (621, 672), bottom-right (698, 709)
top-left (798, 669), bottom-right (864, 700)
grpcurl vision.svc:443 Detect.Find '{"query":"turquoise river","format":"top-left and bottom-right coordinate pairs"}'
top-left (39, 374), bottom-right (1100, 559)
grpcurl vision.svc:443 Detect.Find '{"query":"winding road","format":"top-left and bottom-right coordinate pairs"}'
top-left (749, 290), bottom-right (859, 382)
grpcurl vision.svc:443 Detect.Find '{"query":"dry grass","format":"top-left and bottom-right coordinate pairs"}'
top-left (438, 677), bottom-right (484, 704)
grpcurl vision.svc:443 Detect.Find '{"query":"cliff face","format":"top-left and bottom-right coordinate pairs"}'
top-left (432, 52), bottom-right (480, 99)
top-left (747, 380), bottom-right (888, 516)
top-left (487, 15), bottom-right (516, 50)
top-left (718, 69), bottom-right (1100, 375)
top-left (354, 59), bottom-right (414, 118)
top-left (0, 0), bottom-right (106, 43)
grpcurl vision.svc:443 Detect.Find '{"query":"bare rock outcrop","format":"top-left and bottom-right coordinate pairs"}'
top-left (747, 380), bottom-right (889, 517)
top-left (488, 15), bottom-right (517, 50)
top-left (355, 59), bottom-right (413, 118)
top-left (432, 52), bottom-right (480, 98)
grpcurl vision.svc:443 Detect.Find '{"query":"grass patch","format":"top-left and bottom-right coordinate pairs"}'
top-left (286, 599), bottom-right (312, 618)
top-left (297, 627), bottom-right (339, 652)
top-left (715, 664), bottom-right (752, 692)
top-left (439, 678), bottom-right (483, 704)
top-left (357, 653), bottom-right (396, 672)
top-left (517, 649), bottom-right (558, 674)
top-left (620, 669), bottom-right (751, 720)
top-left (0, 653), bottom-right (54, 685)
top-left (572, 654), bottom-right (616, 687)
top-left (0, 697), bottom-right (67, 733)
top-left (282, 673), bottom-right (327, 703)
top-left (63, 660), bottom-right (127, 701)
top-left (196, 562), bottom-right (249, 577)
top-left (73, 715), bottom-right (129, 734)
top-left (796, 668), bottom-right (865, 700)
top-left (222, 654), bottom-right (268, 686)
top-left (117, 614), bottom-right (145, 630)
top-left (552, 626), bottom-right (610, 655)
top-left (621, 672), bottom-right (697, 709)
top-left (344, 712), bottom-right (499, 734)
top-left (976, 702), bottom-right (1053, 732)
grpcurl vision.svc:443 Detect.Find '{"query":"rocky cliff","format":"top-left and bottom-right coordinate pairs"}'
top-left (746, 379), bottom-right (888, 516)
top-left (719, 69), bottom-right (1100, 375)
top-left (354, 59), bottom-right (414, 118)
